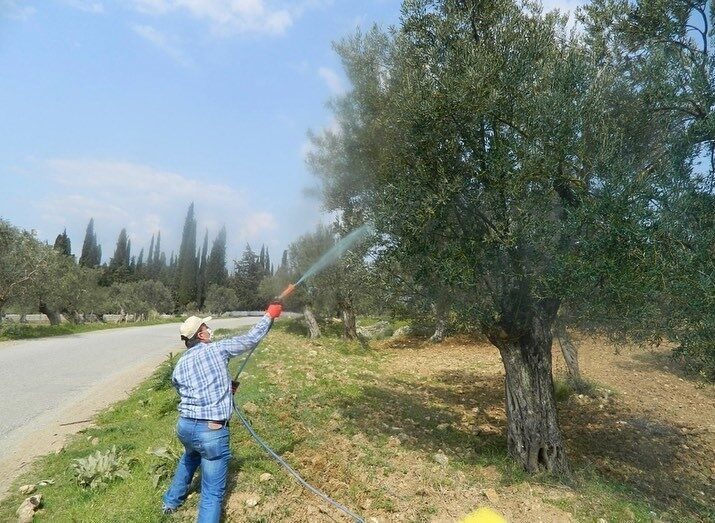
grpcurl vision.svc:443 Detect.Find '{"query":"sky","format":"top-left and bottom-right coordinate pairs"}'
top-left (0, 0), bottom-right (585, 267)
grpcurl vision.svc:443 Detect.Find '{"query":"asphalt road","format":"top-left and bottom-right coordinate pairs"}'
top-left (0, 316), bottom-right (262, 496)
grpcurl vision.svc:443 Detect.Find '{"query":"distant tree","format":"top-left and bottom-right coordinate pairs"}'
top-left (104, 280), bottom-right (174, 319)
top-left (175, 203), bottom-right (198, 308)
top-left (79, 218), bottom-right (101, 267)
top-left (136, 248), bottom-right (145, 274)
top-left (206, 226), bottom-right (228, 287)
top-left (285, 224), bottom-right (370, 339)
top-left (147, 234), bottom-right (155, 269)
top-left (105, 228), bottom-right (131, 284)
top-left (197, 229), bottom-right (209, 309)
top-left (53, 229), bottom-right (72, 258)
top-left (204, 284), bottom-right (240, 314)
top-left (232, 244), bottom-right (264, 310)
top-left (153, 231), bottom-right (163, 275)
top-left (0, 220), bottom-right (53, 314)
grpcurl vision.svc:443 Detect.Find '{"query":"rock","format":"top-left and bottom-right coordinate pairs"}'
top-left (597, 519), bottom-right (607, 523)
top-left (36, 480), bottom-right (54, 487)
top-left (391, 325), bottom-right (413, 338)
top-left (16, 494), bottom-right (42, 523)
top-left (388, 436), bottom-right (402, 447)
top-left (357, 321), bottom-right (393, 340)
top-left (308, 350), bottom-right (318, 357)
top-left (483, 488), bottom-right (500, 503)
top-left (259, 473), bottom-right (273, 483)
top-left (245, 495), bottom-right (260, 508)
top-left (242, 402), bottom-right (259, 415)
top-left (433, 452), bottom-right (448, 466)
top-left (18, 485), bottom-right (35, 495)
top-left (436, 423), bottom-right (449, 430)
top-left (91, 437), bottom-right (99, 446)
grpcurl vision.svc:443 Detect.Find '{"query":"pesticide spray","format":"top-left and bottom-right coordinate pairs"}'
top-left (276, 223), bottom-right (372, 301)
top-left (233, 224), bottom-right (372, 523)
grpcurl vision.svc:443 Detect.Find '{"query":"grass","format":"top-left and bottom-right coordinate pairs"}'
top-left (0, 317), bottom-right (181, 341)
top-left (0, 319), bottom-right (708, 522)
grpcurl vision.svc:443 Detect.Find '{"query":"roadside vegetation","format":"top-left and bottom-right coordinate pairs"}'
top-left (0, 317), bottom-right (181, 342)
top-left (1, 320), bottom-right (712, 522)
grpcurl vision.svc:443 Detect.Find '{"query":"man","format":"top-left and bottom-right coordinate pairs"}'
top-left (162, 303), bottom-right (282, 521)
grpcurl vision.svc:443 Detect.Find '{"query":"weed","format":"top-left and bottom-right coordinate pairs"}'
top-left (71, 446), bottom-right (133, 489)
top-left (146, 445), bottom-right (181, 488)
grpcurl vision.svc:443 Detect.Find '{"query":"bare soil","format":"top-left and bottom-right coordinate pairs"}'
top-left (223, 334), bottom-right (714, 522)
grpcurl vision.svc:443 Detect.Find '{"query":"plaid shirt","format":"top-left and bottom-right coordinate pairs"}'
top-left (172, 315), bottom-right (272, 421)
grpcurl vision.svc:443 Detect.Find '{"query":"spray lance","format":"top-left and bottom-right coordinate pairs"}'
top-left (230, 224), bottom-right (372, 523)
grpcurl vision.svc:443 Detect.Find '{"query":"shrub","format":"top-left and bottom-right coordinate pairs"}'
top-left (72, 446), bottom-right (132, 489)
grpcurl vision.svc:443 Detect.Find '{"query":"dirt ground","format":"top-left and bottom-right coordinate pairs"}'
top-left (381, 333), bottom-right (715, 521)
top-left (224, 333), bottom-right (714, 522)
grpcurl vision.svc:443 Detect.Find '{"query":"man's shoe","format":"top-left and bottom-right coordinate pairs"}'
top-left (162, 506), bottom-right (176, 515)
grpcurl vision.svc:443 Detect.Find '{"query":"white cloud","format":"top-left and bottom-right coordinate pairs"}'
top-left (1, 0), bottom-right (37, 20)
top-left (133, 24), bottom-right (191, 66)
top-left (32, 158), bottom-right (278, 262)
top-left (318, 66), bottom-right (344, 95)
top-left (131, 0), bottom-right (293, 36)
top-left (241, 211), bottom-right (277, 237)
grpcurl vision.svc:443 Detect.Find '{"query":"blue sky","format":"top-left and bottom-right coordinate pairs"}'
top-left (0, 0), bottom-right (584, 267)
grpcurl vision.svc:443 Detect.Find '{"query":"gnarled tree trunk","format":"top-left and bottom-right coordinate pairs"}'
top-left (38, 301), bottom-right (62, 326)
top-left (303, 306), bottom-right (321, 339)
top-left (342, 307), bottom-right (357, 339)
top-left (488, 299), bottom-right (569, 474)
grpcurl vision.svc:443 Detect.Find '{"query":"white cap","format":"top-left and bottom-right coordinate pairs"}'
top-left (180, 315), bottom-right (212, 339)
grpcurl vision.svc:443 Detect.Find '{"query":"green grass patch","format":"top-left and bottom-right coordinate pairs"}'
top-left (0, 321), bottom-right (706, 522)
top-left (0, 317), bottom-right (181, 341)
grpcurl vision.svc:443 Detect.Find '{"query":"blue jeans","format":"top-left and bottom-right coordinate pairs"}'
top-left (163, 417), bottom-right (232, 523)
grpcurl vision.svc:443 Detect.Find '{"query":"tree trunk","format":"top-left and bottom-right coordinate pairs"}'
top-left (554, 323), bottom-right (581, 383)
top-left (489, 301), bottom-right (569, 474)
top-left (429, 293), bottom-right (450, 343)
top-left (342, 307), bottom-right (357, 339)
top-left (38, 301), bottom-right (62, 326)
top-left (303, 306), bottom-right (321, 339)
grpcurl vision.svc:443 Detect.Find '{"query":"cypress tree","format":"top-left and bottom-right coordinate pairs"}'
top-left (110, 229), bottom-right (130, 269)
top-left (153, 231), bottom-right (162, 273)
top-left (79, 218), bottom-right (99, 267)
top-left (176, 203), bottom-right (198, 307)
top-left (206, 225), bottom-right (228, 287)
top-left (147, 234), bottom-right (155, 268)
top-left (233, 244), bottom-right (263, 309)
top-left (197, 229), bottom-right (209, 308)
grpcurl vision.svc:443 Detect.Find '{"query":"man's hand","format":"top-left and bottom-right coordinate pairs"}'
top-left (266, 302), bottom-right (283, 319)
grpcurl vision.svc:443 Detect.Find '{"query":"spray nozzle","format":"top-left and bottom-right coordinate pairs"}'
top-left (275, 283), bottom-right (297, 302)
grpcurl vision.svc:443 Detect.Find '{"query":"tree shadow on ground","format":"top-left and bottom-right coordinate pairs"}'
top-left (612, 348), bottom-right (705, 383)
top-left (337, 367), bottom-right (713, 520)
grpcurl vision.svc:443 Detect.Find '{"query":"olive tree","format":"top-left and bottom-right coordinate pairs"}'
top-left (309, 0), bottom-right (690, 473)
